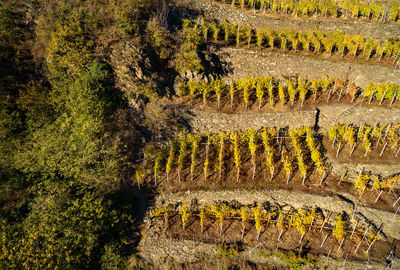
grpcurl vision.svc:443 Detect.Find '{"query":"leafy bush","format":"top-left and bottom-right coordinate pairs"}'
top-left (216, 243), bottom-right (240, 258)
top-left (0, 183), bottom-right (133, 269)
top-left (175, 20), bottom-right (204, 74)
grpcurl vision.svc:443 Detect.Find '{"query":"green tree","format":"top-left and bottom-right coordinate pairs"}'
top-left (16, 63), bottom-right (121, 186)
top-left (1, 183), bottom-right (131, 269)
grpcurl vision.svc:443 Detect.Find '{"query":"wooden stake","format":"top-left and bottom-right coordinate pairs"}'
top-left (286, 171), bottom-right (291, 184)
top-left (393, 205), bottom-right (400, 222)
top-left (320, 232), bottom-right (329, 248)
top-left (350, 219), bottom-right (358, 238)
top-left (384, 124), bottom-right (391, 139)
top-left (336, 142), bottom-right (342, 157)
top-left (327, 79), bottom-right (336, 102)
top-left (299, 232), bottom-right (305, 244)
top-left (350, 142), bottom-right (357, 157)
top-left (375, 132), bottom-right (382, 147)
top-left (366, 238), bottom-right (377, 253)
top-left (338, 169), bottom-right (347, 185)
top-left (393, 51), bottom-right (400, 64)
top-left (319, 170), bottom-right (326, 186)
top-left (332, 134), bottom-right (337, 149)
top-left (393, 195), bottom-right (400, 207)
top-left (339, 237), bottom-right (345, 250)
top-left (319, 212), bottom-right (330, 233)
top-left (380, 142), bottom-right (388, 156)
top-left (338, 85), bottom-right (346, 101)
top-left (390, 93), bottom-right (397, 106)
top-left (326, 248), bottom-right (332, 264)
top-left (365, 258), bottom-right (370, 269)
top-left (375, 190), bottom-right (384, 203)
top-left (354, 235), bottom-right (365, 254)
top-left (357, 124), bottom-right (364, 138)
top-left (380, 90), bottom-right (386, 105)
top-left (368, 90), bottom-right (375, 104)
top-left (364, 143), bottom-right (371, 157)
top-left (360, 186), bottom-right (366, 198)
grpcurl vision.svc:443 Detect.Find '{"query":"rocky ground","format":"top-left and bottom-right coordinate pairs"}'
top-left (186, 105), bottom-right (400, 133)
top-left (215, 47), bottom-right (400, 88)
top-left (187, 109), bottom-right (316, 132)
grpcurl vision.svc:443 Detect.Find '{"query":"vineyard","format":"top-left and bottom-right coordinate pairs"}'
top-left (178, 76), bottom-right (400, 111)
top-left (328, 123), bottom-right (400, 158)
top-left (181, 19), bottom-right (400, 65)
top-left (141, 126), bottom-right (400, 210)
top-left (148, 200), bottom-right (398, 263)
top-left (2, 0), bottom-right (400, 268)
top-left (210, 0), bottom-right (400, 22)
top-left (138, 0), bottom-right (400, 268)
top-left (150, 127), bottom-right (327, 185)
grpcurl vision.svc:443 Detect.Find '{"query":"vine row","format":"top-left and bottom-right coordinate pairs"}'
top-left (151, 201), bottom-right (383, 253)
top-left (178, 77), bottom-right (400, 109)
top-left (211, 0), bottom-right (400, 22)
top-left (151, 127), bottom-right (327, 186)
top-left (328, 123), bottom-right (400, 157)
top-left (182, 19), bottom-right (400, 64)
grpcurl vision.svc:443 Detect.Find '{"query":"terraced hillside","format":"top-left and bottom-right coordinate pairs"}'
top-left (2, 0), bottom-right (400, 269)
top-left (133, 0), bottom-right (400, 269)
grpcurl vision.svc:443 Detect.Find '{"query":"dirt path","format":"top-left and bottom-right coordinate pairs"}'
top-left (318, 104), bottom-right (400, 131)
top-left (188, 109), bottom-right (316, 133)
top-left (187, 105), bottom-right (400, 133)
top-left (216, 48), bottom-right (400, 88)
top-left (154, 189), bottom-right (400, 240)
top-left (177, 0), bottom-right (400, 40)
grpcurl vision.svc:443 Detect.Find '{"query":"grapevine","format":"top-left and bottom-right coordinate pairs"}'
top-left (177, 76), bottom-right (396, 110)
top-left (230, 131), bottom-right (241, 182)
top-left (181, 19), bottom-right (400, 64)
